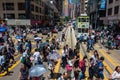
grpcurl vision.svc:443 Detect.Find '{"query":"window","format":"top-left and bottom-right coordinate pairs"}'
top-left (39, 8), bottom-right (41, 13)
top-left (3, 3), bottom-right (14, 10)
top-left (35, 15), bottom-right (39, 19)
top-left (109, 0), bottom-right (113, 4)
top-left (31, 14), bottom-right (34, 19)
top-left (18, 3), bottom-right (25, 10)
top-left (78, 28), bottom-right (88, 33)
top-left (108, 8), bottom-right (112, 15)
top-left (79, 18), bottom-right (89, 22)
top-left (114, 6), bottom-right (119, 14)
top-left (4, 14), bottom-right (15, 19)
top-left (31, 4), bottom-right (34, 11)
top-left (18, 14), bottom-right (26, 19)
top-left (35, 6), bottom-right (38, 12)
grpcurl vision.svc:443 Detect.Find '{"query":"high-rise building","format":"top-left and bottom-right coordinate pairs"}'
top-left (87, 0), bottom-right (106, 29)
top-left (106, 0), bottom-right (120, 33)
top-left (0, 0), bottom-right (59, 26)
top-left (63, 0), bottom-right (69, 17)
top-left (80, 0), bottom-right (88, 15)
top-left (106, 0), bottom-right (120, 25)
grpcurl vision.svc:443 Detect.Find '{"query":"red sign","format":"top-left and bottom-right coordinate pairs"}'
top-left (31, 20), bottom-right (44, 25)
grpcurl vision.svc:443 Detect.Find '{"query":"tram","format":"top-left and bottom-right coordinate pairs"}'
top-left (76, 14), bottom-right (90, 38)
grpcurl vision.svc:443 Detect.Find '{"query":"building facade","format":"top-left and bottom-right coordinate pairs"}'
top-left (0, 0), bottom-right (44, 20)
top-left (105, 0), bottom-right (120, 33)
top-left (80, 0), bottom-right (86, 14)
top-left (106, 0), bottom-right (120, 25)
top-left (63, 0), bottom-right (69, 17)
top-left (88, 0), bottom-right (106, 29)
top-left (0, 0), bottom-right (59, 26)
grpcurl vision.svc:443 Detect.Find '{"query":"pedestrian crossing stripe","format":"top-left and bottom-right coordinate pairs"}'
top-left (0, 60), bottom-right (21, 78)
top-left (88, 51), bottom-right (109, 80)
top-left (54, 49), bottom-right (62, 73)
top-left (95, 44), bottom-right (119, 66)
top-left (79, 50), bottom-right (89, 80)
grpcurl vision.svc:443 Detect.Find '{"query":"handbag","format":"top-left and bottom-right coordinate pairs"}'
top-left (66, 64), bottom-right (72, 71)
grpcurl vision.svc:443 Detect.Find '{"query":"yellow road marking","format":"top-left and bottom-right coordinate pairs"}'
top-left (0, 60), bottom-right (21, 78)
top-left (10, 53), bottom-right (21, 63)
top-left (79, 50), bottom-right (83, 59)
top-left (0, 34), bottom-right (57, 78)
top-left (88, 51), bottom-right (112, 79)
top-left (54, 49), bottom-right (62, 73)
top-left (95, 44), bottom-right (119, 66)
top-left (79, 50), bottom-right (89, 80)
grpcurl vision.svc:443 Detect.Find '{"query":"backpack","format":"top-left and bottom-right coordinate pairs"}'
top-left (93, 61), bottom-right (101, 77)
top-left (79, 60), bottom-right (84, 69)
top-left (21, 57), bottom-right (26, 64)
top-left (50, 44), bottom-right (55, 50)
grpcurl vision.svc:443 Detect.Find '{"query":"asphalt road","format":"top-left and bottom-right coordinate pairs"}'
top-left (0, 26), bottom-right (120, 80)
top-left (0, 29), bottom-right (65, 80)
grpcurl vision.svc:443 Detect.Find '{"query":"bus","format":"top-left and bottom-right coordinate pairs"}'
top-left (76, 14), bottom-right (90, 38)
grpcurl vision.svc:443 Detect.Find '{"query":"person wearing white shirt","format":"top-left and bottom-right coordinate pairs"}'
top-left (112, 66), bottom-right (120, 80)
top-left (0, 53), bottom-right (5, 66)
top-left (33, 49), bottom-right (40, 65)
top-left (91, 50), bottom-right (99, 65)
top-left (61, 46), bottom-right (67, 68)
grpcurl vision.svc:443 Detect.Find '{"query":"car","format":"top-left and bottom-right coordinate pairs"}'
top-left (52, 28), bottom-right (58, 33)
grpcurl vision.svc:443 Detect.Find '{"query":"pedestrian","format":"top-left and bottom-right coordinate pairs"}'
top-left (19, 64), bottom-right (29, 80)
top-left (75, 40), bottom-right (80, 51)
top-left (32, 49), bottom-right (40, 65)
top-left (96, 56), bottom-right (105, 80)
top-left (62, 32), bottom-right (65, 42)
top-left (79, 34), bottom-right (83, 43)
top-left (8, 47), bottom-right (15, 63)
top-left (4, 52), bottom-right (10, 74)
top-left (88, 58), bottom-right (94, 80)
top-left (73, 55), bottom-right (80, 69)
top-left (79, 55), bottom-right (87, 79)
top-left (0, 51), bottom-right (5, 73)
top-left (61, 46), bottom-right (67, 68)
top-left (66, 58), bottom-right (73, 79)
top-left (91, 50), bottom-right (99, 65)
top-left (111, 66), bottom-right (120, 80)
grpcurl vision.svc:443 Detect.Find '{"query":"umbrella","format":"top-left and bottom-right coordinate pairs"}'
top-left (34, 37), bottom-right (42, 41)
top-left (48, 53), bottom-right (61, 61)
top-left (0, 27), bottom-right (7, 32)
top-left (15, 35), bottom-right (23, 39)
top-left (29, 65), bottom-right (47, 77)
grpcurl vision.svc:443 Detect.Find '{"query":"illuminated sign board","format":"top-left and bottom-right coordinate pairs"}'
top-left (100, 0), bottom-right (106, 9)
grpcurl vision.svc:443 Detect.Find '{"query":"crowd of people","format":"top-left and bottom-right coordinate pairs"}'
top-left (0, 26), bottom-right (120, 80)
top-left (0, 32), bottom-right (16, 74)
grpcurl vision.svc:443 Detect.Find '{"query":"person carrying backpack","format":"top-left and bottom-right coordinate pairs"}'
top-left (79, 55), bottom-right (87, 79)
top-left (94, 56), bottom-right (105, 80)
